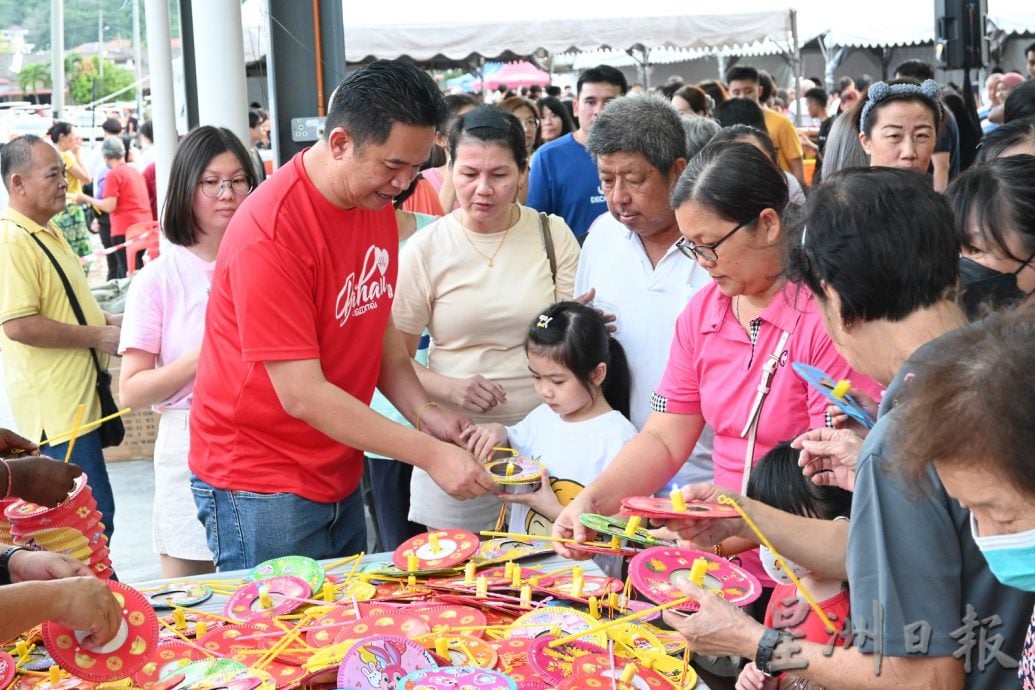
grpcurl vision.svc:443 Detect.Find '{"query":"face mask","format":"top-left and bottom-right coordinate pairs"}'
top-left (759, 545), bottom-right (811, 585)
top-left (958, 255), bottom-right (1032, 319)
top-left (970, 514), bottom-right (1035, 591)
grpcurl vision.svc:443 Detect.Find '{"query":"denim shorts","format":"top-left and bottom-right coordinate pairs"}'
top-left (190, 476), bottom-right (366, 571)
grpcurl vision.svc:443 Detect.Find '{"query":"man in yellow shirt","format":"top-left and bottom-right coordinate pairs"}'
top-left (726, 65), bottom-right (807, 189)
top-left (0, 135), bottom-right (121, 539)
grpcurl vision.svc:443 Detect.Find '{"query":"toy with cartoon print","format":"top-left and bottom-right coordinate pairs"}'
top-left (392, 529), bottom-right (480, 572)
top-left (578, 513), bottom-right (676, 548)
top-left (629, 545), bottom-right (762, 612)
top-left (485, 447), bottom-right (545, 495)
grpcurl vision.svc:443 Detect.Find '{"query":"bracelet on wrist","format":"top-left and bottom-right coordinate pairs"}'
top-left (1, 459), bottom-right (13, 500)
top-left (416, 402), bottom-right (439, 432)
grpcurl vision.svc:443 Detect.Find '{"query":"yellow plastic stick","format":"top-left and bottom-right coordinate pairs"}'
top-left (547, 596), bottom-right (692, 648)
top-left (717, 494), bottom-right (836, 633)
top-left (63, 404), bottom-right (87, 463)
top-left (42, 408), bottom-right (131, 448)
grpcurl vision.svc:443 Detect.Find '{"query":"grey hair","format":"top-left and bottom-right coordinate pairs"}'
top-left (682, 116), bottom-right (721, 160)
top-left (101, 137), bottom-right (126, 160)
top-left (1, 134), bottom-right (45, 190)
top-left (586, 95), bottom-right (688, 173)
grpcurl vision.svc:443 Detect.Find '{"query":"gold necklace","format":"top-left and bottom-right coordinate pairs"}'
top-left (459, 206), bottom-right (516, 268)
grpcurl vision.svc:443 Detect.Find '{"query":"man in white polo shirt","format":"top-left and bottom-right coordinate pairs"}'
top-left (578, 96), bottom-right (713, 488)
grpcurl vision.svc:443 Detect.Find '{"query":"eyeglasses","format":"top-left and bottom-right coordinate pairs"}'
top-left (520, 117), bottom-right (540, 130)
top-left (675, 214), bottom-right (759, 263)
top-left (199, 177), bottom-right (252, 198)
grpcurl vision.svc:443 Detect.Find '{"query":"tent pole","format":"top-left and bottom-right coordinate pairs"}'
top-left (791, 9), bottom-right (802, 126)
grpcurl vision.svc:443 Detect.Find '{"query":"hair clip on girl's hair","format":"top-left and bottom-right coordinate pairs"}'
top-left (537, 315), bottom-right (553, 329)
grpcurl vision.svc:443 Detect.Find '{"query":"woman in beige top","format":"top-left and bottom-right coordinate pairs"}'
top-left (393, 107), bottom-right (580, 531)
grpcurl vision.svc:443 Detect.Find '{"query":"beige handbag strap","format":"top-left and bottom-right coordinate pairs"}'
top-left (739, 329), bottom-right (791, 493)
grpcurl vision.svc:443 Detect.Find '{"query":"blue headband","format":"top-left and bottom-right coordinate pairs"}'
top-left (860, 79), bottom-right (942, 134)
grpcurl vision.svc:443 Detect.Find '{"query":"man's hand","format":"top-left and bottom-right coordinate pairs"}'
top-left (418, 405), bottom-right (474, 446)
top-left (448, 375), bottom-right (507, 414)
top-left (425, 444), bottom-right (495, 500)
top-left (95, 325), bottom-right (121, 356)
top-left (5, 457), bottom-right (82, 506)
top-left (573, 288), bottom-right (617, 333)
top-left (826, 385), bottom-right (878, 436)
top-left (103, 312), bottom-right (123, 328)
top-left (49, 578), bottom-right (122, 647)
top-left (0, 428), bottom-right (39, 458)
top-left (662, 579), bottom-right (766, 658)
top-left (660, 483), bottom-right (746, 548)
top-left (792, 428), bottom-right (863, 492)
top-left (8, 549), bottom-right (92, 582)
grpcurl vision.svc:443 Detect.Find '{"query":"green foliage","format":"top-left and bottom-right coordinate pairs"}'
top-left (0, 0), bottom-right (182, 50)
top-left (66, 55), bottom-right (135, 105)
top-left (16, 62), bottom-right (51, 103)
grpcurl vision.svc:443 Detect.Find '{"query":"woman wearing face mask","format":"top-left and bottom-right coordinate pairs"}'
top-left (947, 155), bottom-right (1035, 319)
top-left (657, 168), bottom-right (1034, 689)
top-left (893, 302), bottom-right (1035, 688)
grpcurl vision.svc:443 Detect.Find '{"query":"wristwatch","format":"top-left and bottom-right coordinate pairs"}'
top-left (755, 627), bottom-right (783, 677)
top-left (0, 546), bottom-right (26, 585)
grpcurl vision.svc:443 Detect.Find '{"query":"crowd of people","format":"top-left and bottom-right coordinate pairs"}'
top-left (1, 40), bottom-right (1035, 687)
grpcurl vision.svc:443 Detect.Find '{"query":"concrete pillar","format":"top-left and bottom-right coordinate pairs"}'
top-left (143, 0), bottom-right (177, 223)
top-left (190, 0), bottom-right (250, 150)
top-left (50, 0), bottom-right (65, 118)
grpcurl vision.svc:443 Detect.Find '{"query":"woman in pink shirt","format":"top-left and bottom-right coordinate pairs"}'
top-left (553, 141), bottom-right (880, 587)
top-left (116, 127), bottom-right (256, 578)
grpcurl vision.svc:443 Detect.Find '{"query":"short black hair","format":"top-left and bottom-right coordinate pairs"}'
top-left (46, 121), bottom-right (73, 144)
top-left (725, 65), bottom-right (759, 85)
top-left (710, 125), bottom-right (779, 165)
top-left (162, 126), bottom-right (257, 247)
top-left (757, 70), bottom-right (777, 103)
top-left (1004, 80), bottom-right (1035, 123)
top-left (947, 154), bottom-right (1035, 264)
top-left (526, 301), bottom-right (631, 419)
top-left (324, 60), bottom-right (446, 149)
top-left (1025, 41), bottom-right (1035, 56)
top-left (713, 97), bottom-right (766, 130)
top-left (976, 116), bottom-right (1035, 162)
top-left (248, 109), bottom-right (266, 129)
top-left (1, 134), bottom-right (45, 190)
top-left (577, 65), bottom-right (628, 97)
top-left (804, 87), bottom-right (828, 109)
top-left (546, 85), bottom-right (561, 97)
top-left (894, 59), bottom-right (936, 81)
top-left (836, 76), bottom-right (855, 94)
top-left (746, 441), bottom-right (852, 519)
top-left (447, 106), bottom-right (528, 172)
top-left (101, 117), bottom-right (123, 135)
top-left (787, 167), bottom-right (959, 323)
top-left (670, 140), bottom-right (788, 226)
top-left (139, 119), bottom-right (154, 143)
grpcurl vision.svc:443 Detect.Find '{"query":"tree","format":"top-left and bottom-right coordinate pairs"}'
top-left (17, 63), bottom-right (52, 104)
top-left (66, 56), bottom-right (135, 105)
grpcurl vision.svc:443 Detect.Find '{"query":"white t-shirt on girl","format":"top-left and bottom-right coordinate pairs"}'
top-left (505, 404), bottom-right (637, 536)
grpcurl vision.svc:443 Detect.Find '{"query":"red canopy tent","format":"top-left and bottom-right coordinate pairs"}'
top-left (474, 61), bottom-right (550, 90)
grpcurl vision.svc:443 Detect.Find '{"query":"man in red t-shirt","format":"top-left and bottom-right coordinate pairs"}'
top-left (188, 60), bottom-right (495, 570)
top-left (76, 137), bottom-right (153, 271)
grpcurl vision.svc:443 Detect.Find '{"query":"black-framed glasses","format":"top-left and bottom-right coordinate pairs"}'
top-left (198, 177), bottom-right (252, 198)
top-left (675, 214), bottom-right (759, 263)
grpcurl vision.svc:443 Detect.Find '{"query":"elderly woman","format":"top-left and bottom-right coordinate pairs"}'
top-left (394, 107), bottom-right (580, 532)
top-left (552, 142), bottom-right (879, 591)
top-left (76, 138), bottom-right (152, 273)
top-left (661, 168), bottom-right (1034, 689)
top-left (892, 302), bottom-right (1035, 688)
top-left (949, 155), bottom-right (1035, 318)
